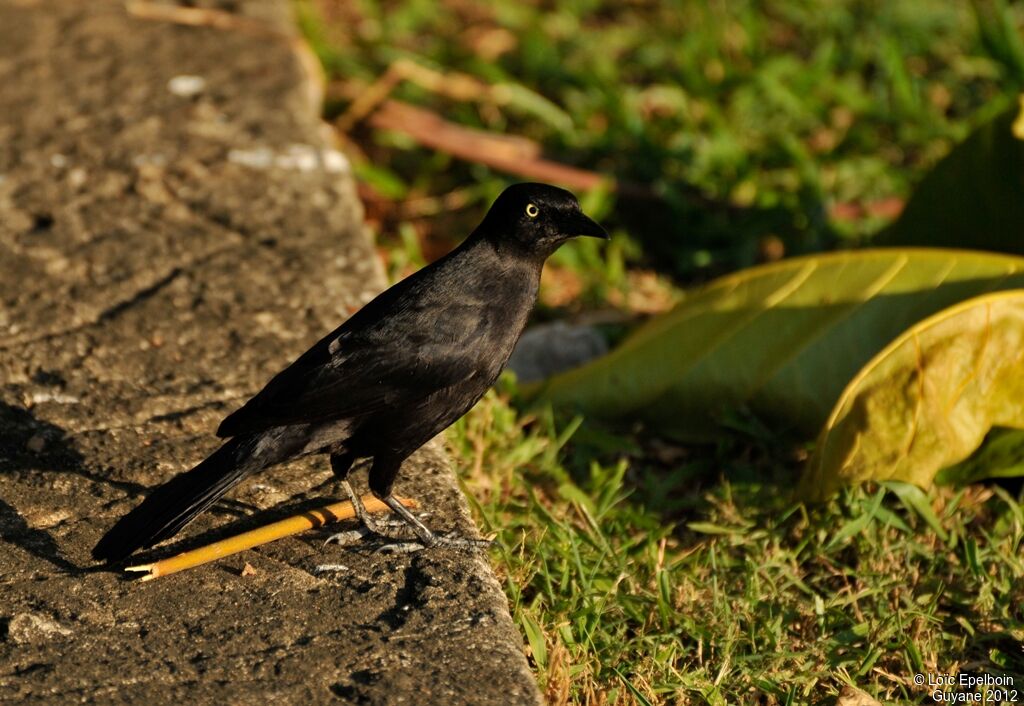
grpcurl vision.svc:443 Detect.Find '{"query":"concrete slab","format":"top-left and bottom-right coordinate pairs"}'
top-left (0, 1), bottom-right (541, 702)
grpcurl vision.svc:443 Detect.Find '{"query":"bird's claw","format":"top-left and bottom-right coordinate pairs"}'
top-left (323, 528), bottom-right (371, 547)
top-left (314, 563), bottom-right (350, 573)
top-left (324, 517), bottom-right (424, 547)
top-left (431, 532), bottom-right (495, 551)
top-left (371, 533), bottom-right (491, 555)
top-left (374, 541), bottom-right (426, 555)
top-left (327, 530), bottom-right (492, 554)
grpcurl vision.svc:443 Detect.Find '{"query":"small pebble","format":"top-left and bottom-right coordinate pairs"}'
top-left (507, 321), bottom-right (609, 383)
top-left (228, 146), bottom-right (274, 170)
top-left (7, 613), bottom-right (72, 644)
top-left (25, 434), bottom-right (46, 453)
top-left (167, 74), bottom-right (206, 98)
top-left (227, 145), bottom-right (350, 174)
top-left (29, 391), bottom-right (79, 405)
top-left (321, 149), bottom-right (349, 174)
top-left (67, 167), bottom-right (88, 188)
top-left (283, 144), bottom-right (318, 172)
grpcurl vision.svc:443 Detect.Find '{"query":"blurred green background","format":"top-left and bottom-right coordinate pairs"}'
top-left (302, 0), bottom-right (1021, 283)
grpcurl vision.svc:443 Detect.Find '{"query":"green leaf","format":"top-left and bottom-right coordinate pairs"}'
top-left (492, 82), bottom-right (575, 134)
top-left (972, 2), bottom-right (1024, 86)
top-left (800, 290), bottom-right (1024, 501)
top-left (964, 537), bottom-right (982, 576)
top-left (871, 505), bottom-right (912, 534)
top-left (686, 521), bottom-right (753, 536)
top-left (530, 249), bottom-right (1024, 441)
top-left (520, 612), bottom-right (548, 672)
top-left (612, 667), bottom-right (654, 706)
top-left (825, 489), bottom-right (885, 550)
top-left (351, 162), bottom-right (408, 200)
top-left (884, 483), bottom-right (948, 541)
top-left (875, 94), bottom-right (1024, 253)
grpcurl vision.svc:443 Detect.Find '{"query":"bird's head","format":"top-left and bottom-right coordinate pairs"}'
top-left (476, 183), bottom-right (608, 257)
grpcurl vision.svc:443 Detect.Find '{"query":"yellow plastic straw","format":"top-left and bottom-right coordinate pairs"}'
top-left (124, 494), bottom-right (417, 581)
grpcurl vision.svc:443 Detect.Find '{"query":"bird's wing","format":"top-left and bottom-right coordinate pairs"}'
top-left (216, 302), bottom-right (488, 437)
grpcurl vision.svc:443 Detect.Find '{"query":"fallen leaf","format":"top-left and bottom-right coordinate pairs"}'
top-left (532, 249), bottom-right (1024, 441)
top-left (801, 289), bottom-right (1024, 500)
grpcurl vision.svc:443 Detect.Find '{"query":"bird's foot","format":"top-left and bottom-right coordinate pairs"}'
top-left (314, 563), bottom-right (350, 573)
top-left (323, 516), bottom-right (425, 547)
top-left (374, 541), bottom-right (426, 555)
top-left (323, 527), bottom-right (372, 546)
top-left (373, 532), bottom-right (494, 554)
top-left (329, 482), bottom-right (491, 553)
top-left (324, 524), bottom-right (490, 553)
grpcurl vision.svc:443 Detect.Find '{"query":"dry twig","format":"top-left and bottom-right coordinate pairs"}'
top-left (369, 100), bottom-right (657, 198)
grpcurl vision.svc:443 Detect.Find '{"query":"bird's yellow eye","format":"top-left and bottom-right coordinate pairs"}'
top-left (525, 203), bottom-right (539, 218)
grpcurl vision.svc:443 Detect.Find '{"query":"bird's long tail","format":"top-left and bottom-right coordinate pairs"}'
top-left (92, 433), bottom-right (295, 563)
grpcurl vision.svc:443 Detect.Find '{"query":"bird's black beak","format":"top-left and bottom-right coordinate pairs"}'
top-left (562, 210), bottom-right (609, 239)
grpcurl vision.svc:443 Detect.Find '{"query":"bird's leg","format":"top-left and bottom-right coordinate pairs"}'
top-left (345, 478), bottom-right (418, 535)
top-left (324, 480), bottom-right (428, 548)
top-left (368, 456), bottom-right (492, 554)
top-left (377, 494), bottom-right (493, 553)
top-left (323, 452), bottom-right (420, 546)
top-left (323, 453), bottom-right (491, 552)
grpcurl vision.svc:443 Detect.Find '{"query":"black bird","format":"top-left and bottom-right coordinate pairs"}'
top-left (92, 183), bottom-right (607, 562)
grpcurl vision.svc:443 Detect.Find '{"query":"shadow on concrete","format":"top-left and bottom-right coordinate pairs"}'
top-left (0, 401), bottom-right (409, 574)
top-left (0, 401), bottom-right (288, 573)
top-left (115, 459), bottom-right (388, 566)
top-left (114, 491), bottom-right (361, 571)
top-left (0, 401), bottom-right (146, 495)
top-left (0, 401), bottom-right (106, 573)
top-left (0, 498), bottom-right (80, 574)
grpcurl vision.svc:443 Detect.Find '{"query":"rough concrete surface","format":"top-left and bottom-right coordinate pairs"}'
top-left (0, 1), bottom-right (541, 703)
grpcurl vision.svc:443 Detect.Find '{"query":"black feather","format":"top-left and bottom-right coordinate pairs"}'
top-left (93, 183), bottom-right (607, 560)
top-left (93, 437), bottom-right (258, 562)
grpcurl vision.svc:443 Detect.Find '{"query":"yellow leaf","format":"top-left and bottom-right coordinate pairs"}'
top-left (801, 290), bottom-right (1024, 500)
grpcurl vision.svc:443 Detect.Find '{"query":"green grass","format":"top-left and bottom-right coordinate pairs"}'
top-left (449, 390), bottom-right (1024, 704)
top-left (296, 0), bottom-right (1024, 702)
